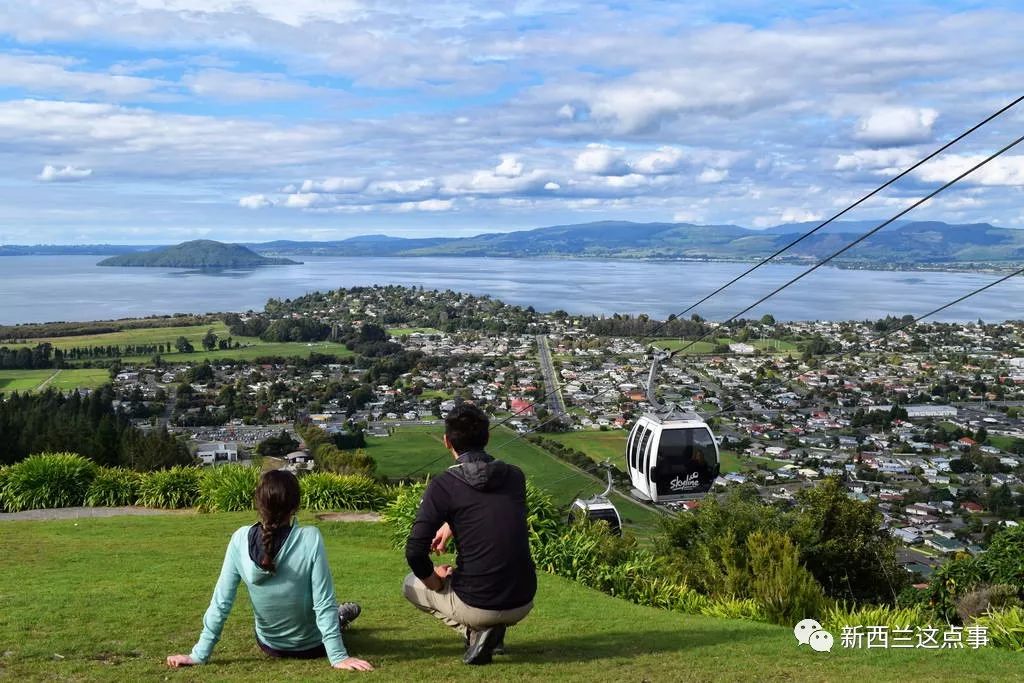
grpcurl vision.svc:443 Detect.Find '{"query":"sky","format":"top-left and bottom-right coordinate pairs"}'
top-left (1, 1), bottom-right (1023, 244)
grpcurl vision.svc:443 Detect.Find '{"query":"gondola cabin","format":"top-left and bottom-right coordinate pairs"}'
top-left (568, 498), bottom-right (622, 536)
top-left (625, 413), bottom-right (720, 503)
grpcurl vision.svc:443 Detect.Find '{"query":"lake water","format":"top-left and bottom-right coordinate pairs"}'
top-left (0, 255), bottom-right (1022, 325)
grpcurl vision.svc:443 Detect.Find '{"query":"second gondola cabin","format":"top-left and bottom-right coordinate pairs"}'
top-left (626, 413), bottom-right (720, 503)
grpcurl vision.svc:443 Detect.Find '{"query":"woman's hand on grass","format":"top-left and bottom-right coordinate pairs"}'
top-left (333, 656), bottom-right (375, 671)
top-left (166, 654), bottom-right (197, 668)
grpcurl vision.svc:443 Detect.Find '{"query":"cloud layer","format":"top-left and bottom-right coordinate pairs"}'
top-left (1, 1), bottom-right (1024, 242)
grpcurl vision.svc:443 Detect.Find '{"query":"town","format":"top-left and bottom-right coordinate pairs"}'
top-left (70, 285), bottom-right (1022, 582)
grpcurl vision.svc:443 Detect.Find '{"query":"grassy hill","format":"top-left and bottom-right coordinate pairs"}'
top-left (0, 512), bottom-right (1018, 681)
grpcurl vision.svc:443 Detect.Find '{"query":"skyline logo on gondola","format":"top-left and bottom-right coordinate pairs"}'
top-left (669, 473), bottom-right (700, 491)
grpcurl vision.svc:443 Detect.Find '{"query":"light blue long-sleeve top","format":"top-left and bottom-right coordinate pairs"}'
top-left (189, 524), bottom-right (348, 665)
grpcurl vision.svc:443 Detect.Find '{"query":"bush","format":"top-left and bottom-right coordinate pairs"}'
top-left (824, 603), bottom-right (931, 632)
top-left (381, 482), bottom-right (427, 549)
top-left (747, 529), bottom-right (827, 625)
top-left (198, 465), bottom-right (261, 512)
top-left (299, 472), bottom-right (387, 511)
top-left (1, 453), bottom-right (97, 511)
top-left (925, 526), bottom-right (1024, 623)
top-left (85, 468), bottom-right (142, 507)
top-left (972, 606), bottom-right (1024, 651)
top-left (979, 526), bottom-right (1024, 588)
top-left (0, 466), bottom-right (10, 512)
top-left (956, 584), bottom-right (1022, 624)
top-left (138, 467), bottom-right (202, 509)
top-left (699, 597), bottom-right (766, 622)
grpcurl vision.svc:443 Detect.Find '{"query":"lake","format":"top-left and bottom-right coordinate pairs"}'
top-left (0, 255), bottom-right (1022, 325)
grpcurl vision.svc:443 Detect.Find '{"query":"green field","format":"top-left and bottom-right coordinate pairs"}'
top-left (387, 327), bottom-right (442, 336)
top-left (1, 323), bottom-right (354, 364)
top-left (546, 430), bottom-right (626, 465)
top-left (0, 368), bottom-right (110, 393)
top-left (0, 323), bottom-right (234, 350)
top-left (0, 513), bottom-right (1017, 682)
top-left (367, 426), bottom-right (662, 535)
top-left (654, 337), bottom-right (797, 354)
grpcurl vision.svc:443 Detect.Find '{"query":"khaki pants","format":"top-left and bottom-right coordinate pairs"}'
top-left (402, 572), bottom-right (533, 637)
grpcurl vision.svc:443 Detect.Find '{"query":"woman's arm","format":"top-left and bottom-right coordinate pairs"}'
top-left (185, 534), bottom-right (243, 664)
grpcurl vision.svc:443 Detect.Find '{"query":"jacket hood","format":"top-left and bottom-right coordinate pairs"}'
top-left (449, 450), bottom-right (509, 491)
top-left (246, 522), bottom-right (297, 584)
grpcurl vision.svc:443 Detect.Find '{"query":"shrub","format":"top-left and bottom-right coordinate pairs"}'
top-left (198, 465), bottom-right (261, 512)
top-left (925, 555), bottom-right (987, 622)
top-left (138, 467), bottom-right (202, 509)
top-left (299, 472), bottom-right (387, 511)
top-left (85, 468), bottom-right (142, 507)
top-left (979, 526), bottom-right (1024, 589)
top-left (1, 453), bottom-right (97, 511)
top-left (0, 466), bottom-right (10, 512)
top-left (972, 606), bottom-right (1024, 652)
top-left (824, 602), bottom-right (931, 632)
top-left (699, 597), bottom-right (766, 622)
top-left (381, 482), bottom-right (427, 549)
top-left (747, 529), bottom-right (827, 625)
top-left (956, 584), bottom-right (1022, 625)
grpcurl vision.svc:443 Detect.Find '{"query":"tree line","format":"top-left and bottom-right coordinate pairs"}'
top-left (0, 387), bottom-right (190, 470)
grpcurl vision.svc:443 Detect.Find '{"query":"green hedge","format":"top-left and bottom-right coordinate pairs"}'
top-left (0, 453), bottom-right (97, 511)
top-left (85, 468), bottom-right (142, 507)
top-left (138, 466), bottom-right (203, 509)
top-left (299, 472), bottom-right (388, 511)
top-left (198, 465), bottom-right (261, 512)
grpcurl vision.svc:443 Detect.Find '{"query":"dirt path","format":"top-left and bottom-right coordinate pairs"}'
top-left (0, 506), bottom-right (191, 522)
top-left (34, 369), bottom-right (62, 391)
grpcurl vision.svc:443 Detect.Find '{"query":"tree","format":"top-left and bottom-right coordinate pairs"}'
top-left (256, 430), bottom-right (300, 458)
top-left (202, 328), bottom-right (218, 352)
top-left (175, 336), bottom-right (195, 353)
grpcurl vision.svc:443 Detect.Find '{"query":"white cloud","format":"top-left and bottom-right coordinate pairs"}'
top-left (494, 154), bottom-right (523, 178)
top-left (37, 164), bottom-right (93, 182)
top-left (780, 208), bottom-right (822, 223)
top-left (396, 198), bottom-right (454, 212)
top-left (853, 107), bottom-right (938, 147)
top-left (557, 104), bottom-right (576, 120)
top-left (633, 146), bottom-right (685, 175)
top-left (239, 193), bottom-right (273, 209)
top-left (574, 144), bottom-right (629, 176)
top-left (283, 192), bottom-right (324, 208)
top-left (696, 168), bottom-right (728, 184)
top-left (0, 53), bottom-right (167, 100)
top-left (299, 176), bottom-right (367, 193)
top-left (182, 69), bottom-right (328, 102)
top-left (913, 153), bottom-right (1024, 187)
top-left (834, 148), bottom-right (918, 173)
top-left (544, 181), bottom-right (560, 190)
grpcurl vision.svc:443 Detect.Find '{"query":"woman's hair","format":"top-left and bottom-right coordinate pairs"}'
top-left (254, 469), bottom-right (301, 572)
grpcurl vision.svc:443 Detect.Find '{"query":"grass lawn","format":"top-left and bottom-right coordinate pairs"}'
top-left (987, 434), bottom-right (1023, 453)
top-left (387, 327), bottom-right (442, 336)
top-left (654, 337), bottom-right (797, 354)
top-left (546, 430), bottom-right (625, 465)
top-left (718, 451), bottom-right (785, 474)
top-left (368, 426), bottom-right (662, 536)
top-left (0, 368), bottom-right (110, 394)
top-left (2, 324), bottom-right (354, 365)
top-left (0, 323), bottom-right (234, 350)
top-left (0, 514), bottom-right (1018, 682)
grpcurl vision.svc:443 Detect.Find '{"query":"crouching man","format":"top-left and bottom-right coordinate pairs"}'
top-left (403, 403), bottom-right (537, 665)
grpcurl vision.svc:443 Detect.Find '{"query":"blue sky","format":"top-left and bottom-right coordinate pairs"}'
top-left (1, 1), bottom-right (1023, 244)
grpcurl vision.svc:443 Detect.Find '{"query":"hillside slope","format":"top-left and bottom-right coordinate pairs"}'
top-left (0, 514), bottom-right (1017, 682)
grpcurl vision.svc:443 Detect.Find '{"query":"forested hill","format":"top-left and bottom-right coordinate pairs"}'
top-left (97, 240), bottom-right (300, 268)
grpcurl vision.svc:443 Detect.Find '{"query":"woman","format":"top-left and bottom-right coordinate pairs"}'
top-left (166, 469), bottom-right (374, 672)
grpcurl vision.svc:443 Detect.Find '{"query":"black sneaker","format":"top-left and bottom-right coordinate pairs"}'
top-left (338, 602), bottom-right (361, 630)
top-left (463, 626), bottom-right (502, 665)
top-left (493, 625), bottom-right (508, 655)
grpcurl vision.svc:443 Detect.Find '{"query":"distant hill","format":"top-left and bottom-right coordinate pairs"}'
top-left (8, 220), bottom-right (1024, 268)
top-left (252, 220), bottom-right (1024, 265)
top-left (98, 240), bottom-right (300, 268)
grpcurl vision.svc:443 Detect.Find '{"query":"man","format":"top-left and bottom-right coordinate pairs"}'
top-left (403, 403), bottom-right (537, 665)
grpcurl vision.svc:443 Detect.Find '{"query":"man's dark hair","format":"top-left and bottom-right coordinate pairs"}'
top-left (445, 403), bottom-right (490, 453)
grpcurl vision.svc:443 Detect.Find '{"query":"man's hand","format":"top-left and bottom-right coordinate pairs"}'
top-left (166, 654), bottom-right (197, 668)
top-left (421, 564), bottom-right (453, 591)
top-left (430, 523), bottom-right (453, 555)
top-left (333, 656), bottom-right (375, 671)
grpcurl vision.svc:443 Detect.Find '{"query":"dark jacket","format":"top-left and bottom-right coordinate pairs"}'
top-left (405, 450), bottom-right (537, 610)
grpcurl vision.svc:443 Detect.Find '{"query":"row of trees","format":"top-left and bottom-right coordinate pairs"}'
top-left (0, 387), bottom-right (190, 470)
top-left (0, 344), bottom-right (62, 370)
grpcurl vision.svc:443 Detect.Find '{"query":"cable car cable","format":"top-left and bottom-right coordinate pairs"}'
top-left (487, 95), bottom-right (1024, 433)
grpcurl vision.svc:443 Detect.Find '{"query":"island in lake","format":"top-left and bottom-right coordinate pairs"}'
top-left (98, 240), bottom-right (300, 268)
